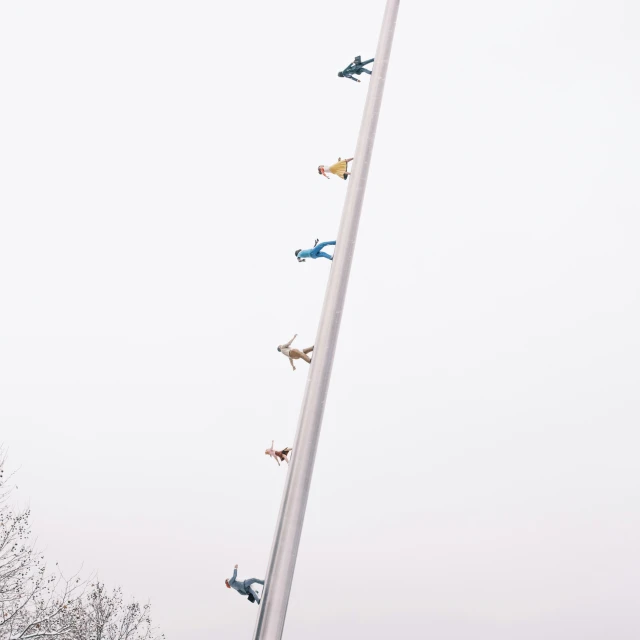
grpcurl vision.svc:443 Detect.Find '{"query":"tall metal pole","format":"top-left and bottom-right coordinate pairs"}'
top-left (253, 2), bottom-right (400, 638)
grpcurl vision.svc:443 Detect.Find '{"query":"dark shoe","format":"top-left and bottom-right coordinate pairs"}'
top-left (343, 174), bottom-right (348, 180)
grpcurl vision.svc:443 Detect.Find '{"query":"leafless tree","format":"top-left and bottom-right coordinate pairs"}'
top-left (0, 450), bottom-right (85, 640)
top-left (72, 583), bottom-right (163, 640)
top-left (0, 452), bottom-right (163, 640)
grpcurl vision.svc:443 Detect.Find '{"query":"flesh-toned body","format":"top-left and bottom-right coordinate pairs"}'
top-left (277, 334), bottom-right (313, 371)
top-left (265, 441), bottom-right (292, 466)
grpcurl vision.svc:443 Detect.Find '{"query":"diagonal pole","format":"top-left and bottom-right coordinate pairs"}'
top-left (253, 2), bottom-right (400, 638)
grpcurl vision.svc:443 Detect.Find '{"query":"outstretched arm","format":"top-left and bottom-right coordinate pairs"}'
top-left (289, 357), bottom-right (296, 371)
top-left (284, 334), bottom-right (297, 348)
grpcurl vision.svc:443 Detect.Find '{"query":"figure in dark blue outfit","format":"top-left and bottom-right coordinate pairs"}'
top-left (295, 238), bottom-right (336, 262)
top-left (338, 55), bottom-right (374, 82)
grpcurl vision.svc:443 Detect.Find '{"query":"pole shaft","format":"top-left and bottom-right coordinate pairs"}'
top-left (253, 3), bottom-right (400, 638)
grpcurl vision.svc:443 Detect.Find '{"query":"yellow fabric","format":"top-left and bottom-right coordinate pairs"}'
top-left (328, 159), bottom-right (348, 176)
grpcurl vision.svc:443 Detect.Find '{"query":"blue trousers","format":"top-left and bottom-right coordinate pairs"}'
top-left (244, 578), bottom-right (264, 604)
top-left (354, 57), bottom-right (374, 74)
top-left (311, 241), bottom-right (336, 260)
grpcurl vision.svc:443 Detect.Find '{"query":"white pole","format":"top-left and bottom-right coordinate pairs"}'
top-left (253, 2), bottom-right (400, 638)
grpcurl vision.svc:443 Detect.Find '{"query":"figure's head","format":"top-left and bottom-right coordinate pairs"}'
top-left (338, 71), bottom-right (344, 77)
top-left (317, 165), bottom-right (325, 174)
top-left (225, 580), bottom-right (230, 589)
top-left (295, 249), bottom-right (301, 257)
top-left (277, 346), bottom-right (281, 353)
top-left (265, 449), bottom-right (270, 455)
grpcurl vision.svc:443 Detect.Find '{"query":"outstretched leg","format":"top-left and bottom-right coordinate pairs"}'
top-left (290, 349), bottom-right (311, 363)
top-left (244, 578), bottom-right (264, 603)
top-left (344, 159), bottom-right (353, 179)
top-left (312, 241), bottom-right (336, 259)
top-left (302, 346), bottom-right (314, 354)
top-left (246, 586), bottom-right (260, 604)
top-left (245, 578), bottom-right (264, 587)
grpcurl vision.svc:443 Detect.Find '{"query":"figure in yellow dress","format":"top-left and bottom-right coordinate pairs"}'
top-left (318, 157), bottom-right (354, 181)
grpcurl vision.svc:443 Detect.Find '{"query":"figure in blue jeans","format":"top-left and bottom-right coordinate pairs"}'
top-left (338, 55), bottom-right (374, 82)
top-left (225, 564), bottom-right (264, 604)
top-left (295, 238), bottom-right (336, 262)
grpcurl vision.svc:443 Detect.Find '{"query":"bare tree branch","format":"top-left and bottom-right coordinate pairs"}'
top-left (0, 451), bottom-right (164, 640)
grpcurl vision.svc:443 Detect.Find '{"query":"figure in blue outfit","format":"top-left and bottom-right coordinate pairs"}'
top-left (295, 238), bottom-right (336, 262)
top-left (225, 564), bottom-right (264, 605)
top-left (338, 55), bottom-right (374, 82)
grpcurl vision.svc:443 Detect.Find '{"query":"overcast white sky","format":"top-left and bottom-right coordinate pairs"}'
top-left (1, 1), bottom-right (639, 639)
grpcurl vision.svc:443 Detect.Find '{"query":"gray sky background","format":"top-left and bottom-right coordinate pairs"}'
top-left (1, 1), bottom-right (639, 639)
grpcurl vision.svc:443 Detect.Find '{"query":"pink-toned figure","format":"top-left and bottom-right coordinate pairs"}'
top-left (265, 441), bottom-right (292, 466)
